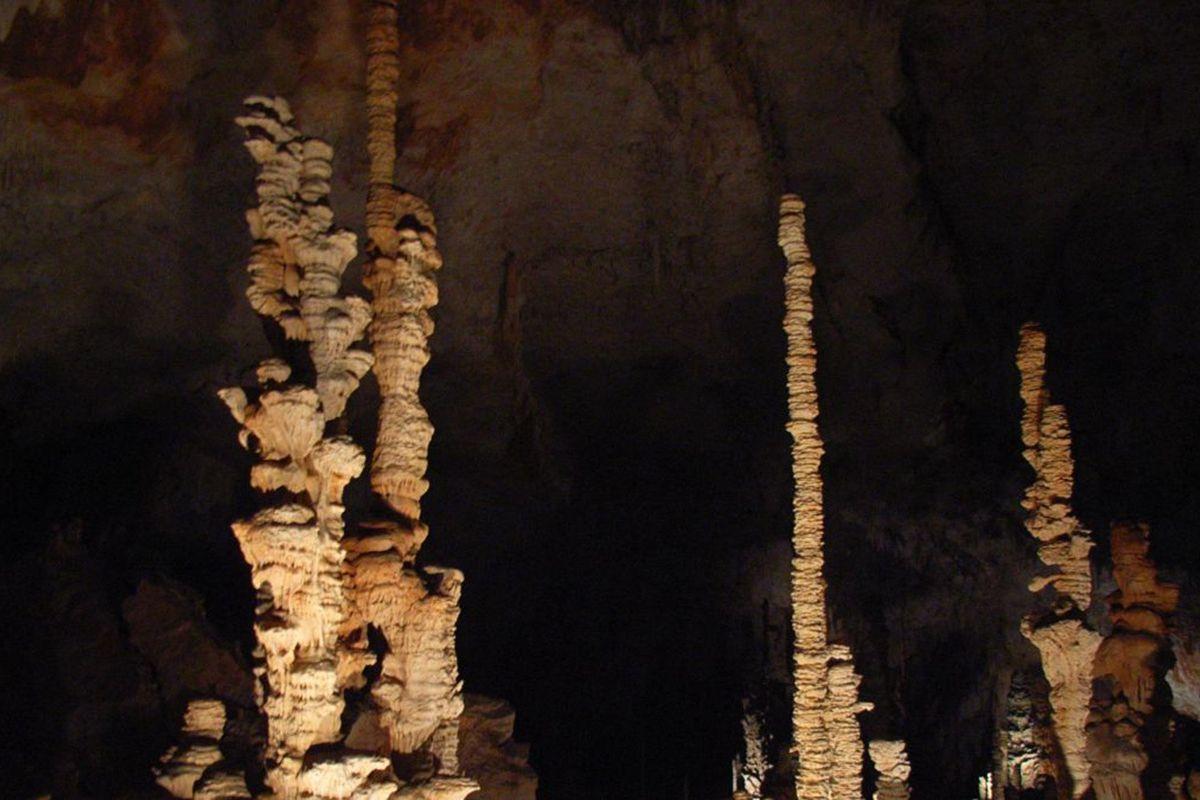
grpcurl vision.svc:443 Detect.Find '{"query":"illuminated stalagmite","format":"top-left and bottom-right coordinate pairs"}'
top-left (155, 700), bottom-right (237, 799)
top-left (867, 740), bottom-right (911, 800)
top-left (780, 194), bottom-right (872, 799)
top-left (993, 668), bottom-right (1058, 794)
top-left (1087, 522), bottom-right (1179, 800)
top-left (1016, 322), bottom-right (1101, 798)
top-left (217, 96), bottom-right (396, 799)
top-left (347, 3), bottom-right (477, 796)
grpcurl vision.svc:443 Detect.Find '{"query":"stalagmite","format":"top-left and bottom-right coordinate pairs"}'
top-left (867, 740), bottom-right (911, 800)
top-left (780, 194), bottom-right (872, 799)
top-left (217, 95), bottom-right (396, 800)
top-left (347, 4), bottom-right (477, 797)
top-left (993, 667), bottom-right (1059, 794)
top-left (1016, 322), bottom-right (1101, 798)
top-left (738, 700), bottom-right (768, 798)
top-left (155, 700), bottom-right (228, 799)
top-left (1087, 522), bottom-right (1179, 800)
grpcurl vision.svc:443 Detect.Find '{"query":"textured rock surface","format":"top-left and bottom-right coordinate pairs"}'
top-left (351, 5), bottom-right (476, 786)
top-left (780, 195), bottom-right (872, 799)
top-left (459, 694), bottom-right (538, 800)
top-left (2, 3), bottom-right (1199, 799)
top-left (1088, 522), bottom-right (1179, 800)
top-left (155, 699), bottom-right (228, 798)
top-left (868, 739), bottom-right (911, 800)
top-left (220, 96), bottom-right (394, 799)
top-left (1017, 322), bottom-right (1101, 798)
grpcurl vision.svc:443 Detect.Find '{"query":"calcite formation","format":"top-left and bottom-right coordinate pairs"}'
top-left (1087, 522), bottom-right (1179, 800)
top-left (867, 740), bottom-right (911, 800)
top-left (780, 194), bottom-right (872, 799)
top-left (1016, 322), bottom-right (1101, 798)
top-left (993, 667), bottom-right (1059, 795)
top-left (347, 3), bottom-right (477, 795)
top-left (216, 95), bottom-right (395, 799)
top-left (738, 701), bottom-right (768, 798)
top-left (155, 700), bottom-right (234, 799)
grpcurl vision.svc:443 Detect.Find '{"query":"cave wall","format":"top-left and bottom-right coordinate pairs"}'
top-left (1, 1), bottom-right (1198, 798)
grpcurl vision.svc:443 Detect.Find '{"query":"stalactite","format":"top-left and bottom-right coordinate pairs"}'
top-left (1087, 522), bottom-right (1179, 800)
top-left (780, 194), bottom-right (872, 800)
top-left (1016, 322), bottom-right (1102, 799)
top-left (867, 740), bottom-right (911, 800)
top-left (217, 96), bottom-right (396, 800)
top-left (353, 5), bottom-right (477, 797)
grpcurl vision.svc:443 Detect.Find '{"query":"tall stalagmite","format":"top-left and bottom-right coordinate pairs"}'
top-left (867, 740), bottom-right (912, 800)
top-left (780, 194), bottom-right (872, 799)
top-left (1016, 322), bottom-right (1101, 799)
top-left (219, 96), bottom-right (396, 800)
top-left (350, 2), bottom-right (476, 795)
top-left (1087, 522), bottom-right (1179, 800)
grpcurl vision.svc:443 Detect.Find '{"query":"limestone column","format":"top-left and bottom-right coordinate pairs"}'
top-left (1016, 322), bottom-right (1101, 799)
top-left (867, 740), bottom-right (911, 800)
top-left (348, 5), bottom-right (476, 797)
top-left (218, 96), bottom-right (395, 800)
top-left (780, 194), bottom-right (872, 800)
top-left (1087, 521), bottom-right (1179, 800)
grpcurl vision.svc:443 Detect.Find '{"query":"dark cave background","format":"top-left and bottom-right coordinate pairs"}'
top-left (1, 1), bottom-right (1199, 798)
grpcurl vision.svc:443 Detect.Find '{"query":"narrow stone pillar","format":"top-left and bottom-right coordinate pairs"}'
top-left (351, 5), bottom-right (477, 797)
top-left (780, 194), bottom-right (872, 799)
top-left (1016, 322), bottom-right (1102, 799)
top-left (867, 740), bottom-right (912, 800)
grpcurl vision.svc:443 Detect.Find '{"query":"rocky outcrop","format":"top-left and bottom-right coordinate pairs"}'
top-left (868, 740), bottom-right (911, 800)
top-left (1087, 522), bottom-right (1179, 800)
top-left (780, 194), bottom-right (872, 799)
top-left (1016, 322), bottom-right (1102, 798)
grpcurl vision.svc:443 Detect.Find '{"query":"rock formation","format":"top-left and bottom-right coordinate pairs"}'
top-left (738, 699), bottom-right (768, 799)
top-left (458, 694), bottom-right (539, 800)
top-left (1087, 522), bottom-right (1179, 800)
top-left (215, 95), bottom-right (395, 799)
top-left (1168, 634), bottom-right (1200, 722)
top-left (339, 3), bottom-right (477, 797)
top-left (1016, 322), bottom-right (1102, 798)
top-left (867, 740), bottom-right (911, 800)
top-left (780, 194), bottom-right (872, 799)
top-left (155, 699), bottom-right (246, 800)
top-left (993, 667), bottom-right (1059, 795)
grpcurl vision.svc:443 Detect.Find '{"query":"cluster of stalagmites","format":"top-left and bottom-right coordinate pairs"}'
top-left (153, 95), bottom-right (477, 800)
top-left (1087, 522), bottom-right (1178, 800)
top-left (1011, 323), bottom-right (1190, 800)
top-left (779, 194), bottom-right (874, 799)
top-left (1016, 322), bottom-right (1102, 798)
